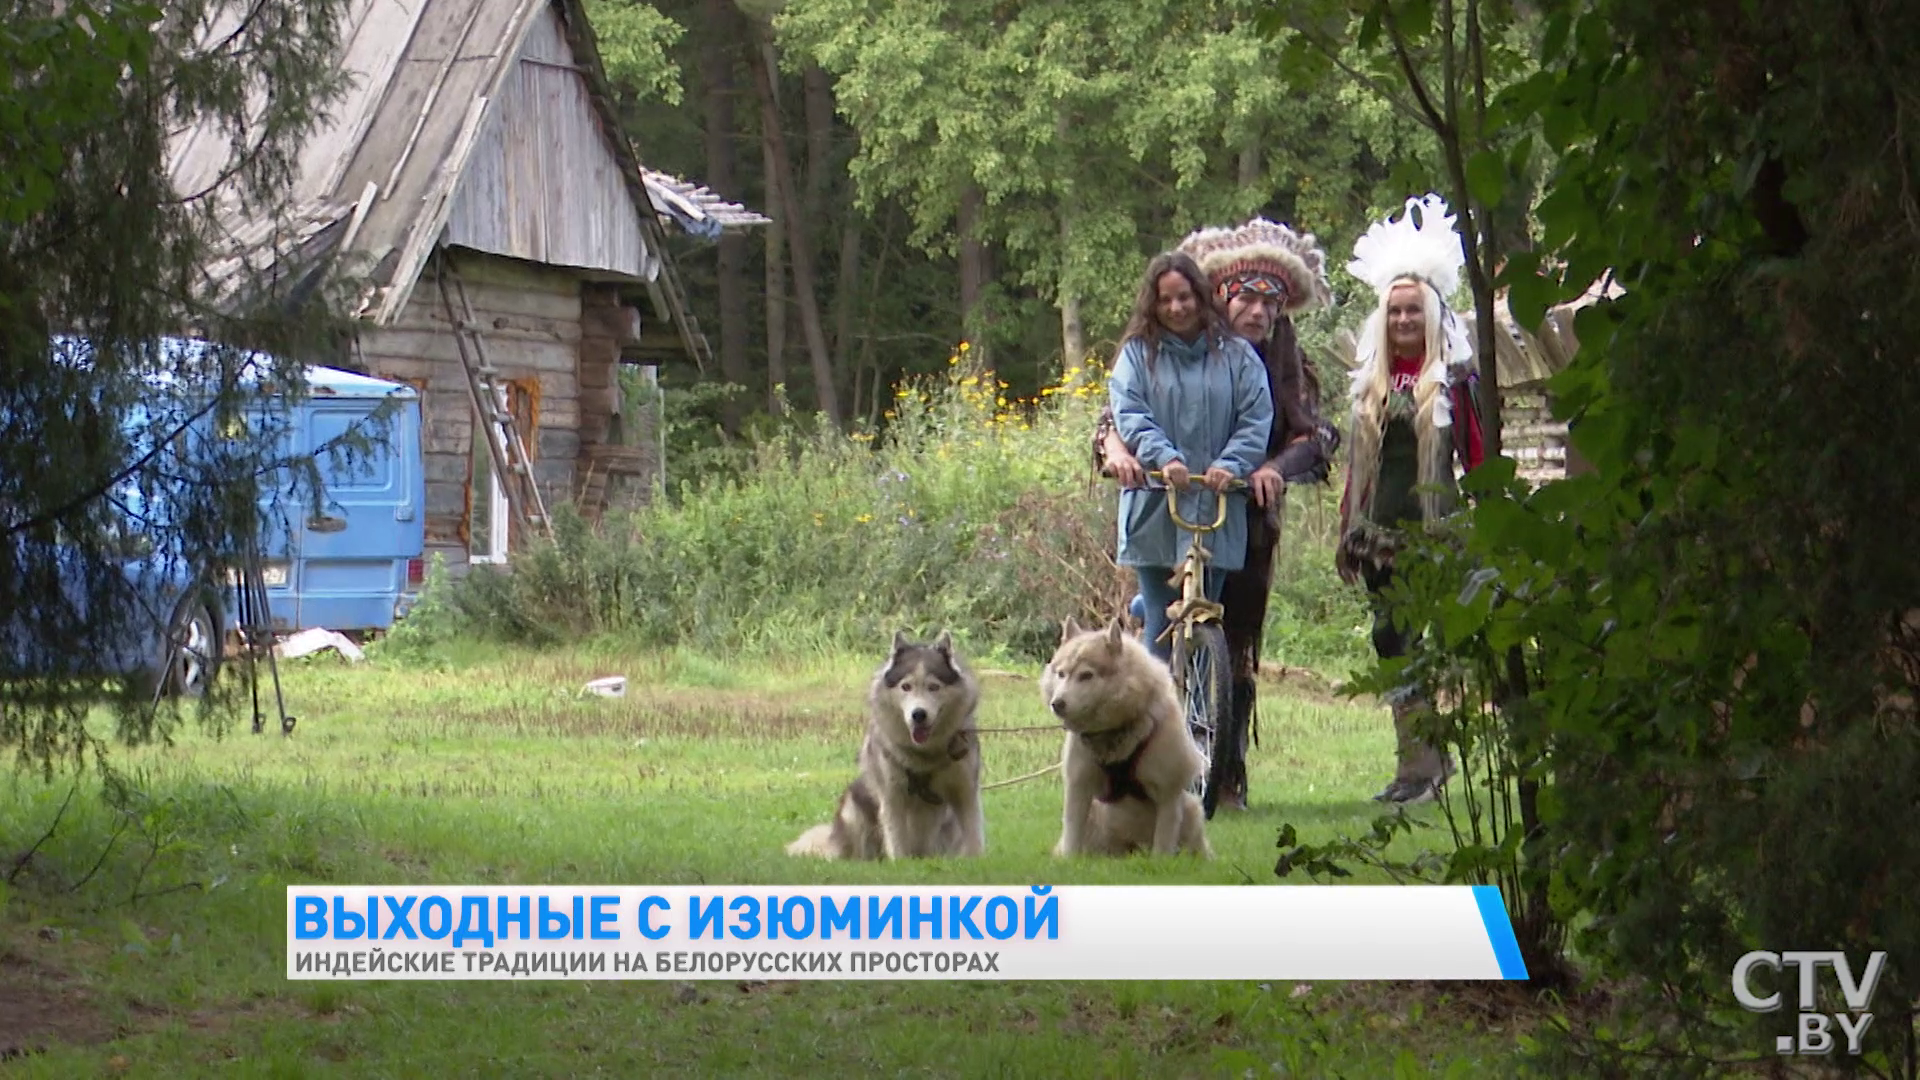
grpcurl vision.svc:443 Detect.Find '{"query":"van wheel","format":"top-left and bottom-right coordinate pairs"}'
top-left (159, 596), bottom-right (222, 699)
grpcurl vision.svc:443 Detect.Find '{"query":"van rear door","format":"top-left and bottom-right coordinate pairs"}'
top-left (292, 386), bottom-right (423, 632)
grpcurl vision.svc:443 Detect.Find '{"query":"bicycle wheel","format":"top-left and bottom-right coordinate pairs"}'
top-left (1180, 621), bottom-right (1234, 819)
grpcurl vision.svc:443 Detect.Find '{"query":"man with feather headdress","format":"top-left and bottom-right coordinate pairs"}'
top-left (1093, 217), bottom-right (1340, 812)
top-left (1336, 194), bottom-right (1486, 807)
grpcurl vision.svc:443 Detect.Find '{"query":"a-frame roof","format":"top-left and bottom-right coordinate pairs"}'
top-left (168, 0), bottom-right (712, 350)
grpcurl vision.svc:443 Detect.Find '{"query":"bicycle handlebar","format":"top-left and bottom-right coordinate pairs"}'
top-left (1143, 469), bottom-right (1245, 533)
top-left (1143, 469), bottom-right (1249, 492)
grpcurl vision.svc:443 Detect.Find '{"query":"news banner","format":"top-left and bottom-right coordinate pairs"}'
top-left (288, 884), bottom-right (1529, 981)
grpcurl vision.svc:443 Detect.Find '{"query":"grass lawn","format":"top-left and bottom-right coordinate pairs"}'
top-left (0, 641), bottom-right (1542, 1077)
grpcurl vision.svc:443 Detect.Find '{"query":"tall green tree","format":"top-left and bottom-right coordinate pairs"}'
top-left (1272, 0), bottom-right (1920, 1068)
top-left (1502, 0), bottom-right (1920, 1067)
top-left (777, 0), bottom-right (1300, 370)
top-left (1255, 0), bottom-right (1567, 984)
top-left (1, 0), bottom-right (358, 777)
top-left (597, 0), bottom-right (1433, 465)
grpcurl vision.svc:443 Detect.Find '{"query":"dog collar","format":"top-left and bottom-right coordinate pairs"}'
top-left (1075, 717), bottom-right (1151, 757)
top-left (875, 732), bottom-right (975, 807)
top-left (945, 728), bottom-right (976, 761)
top-left (905, 768), bottom-right (945, 807)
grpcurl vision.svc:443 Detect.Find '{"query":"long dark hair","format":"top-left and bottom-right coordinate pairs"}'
top-left (1268, 315), bottom-right (1324, 412)
top-left (1119, 251), bottom-right (1229, 371)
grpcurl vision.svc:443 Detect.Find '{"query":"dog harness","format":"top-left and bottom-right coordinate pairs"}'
top-left (1091, 725), bottom-right (1157, 805)
top-left (880, 729), bottom-right (977, 807)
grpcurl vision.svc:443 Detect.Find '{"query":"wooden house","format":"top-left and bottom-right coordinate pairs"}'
top-left (1461, 274), bottom-right (1621, 486)
top-left (167, 0), bottom-right (767, 575)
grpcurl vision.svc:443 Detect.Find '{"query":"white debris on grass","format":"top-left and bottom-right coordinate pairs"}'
top-left (583, 675), bottom-right (627, 698)
top-left (275, 628), bottom-right (365, 663)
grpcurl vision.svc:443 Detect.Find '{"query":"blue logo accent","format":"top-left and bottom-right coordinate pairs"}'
top-left (1472, 885), bottom-right (1530, 980)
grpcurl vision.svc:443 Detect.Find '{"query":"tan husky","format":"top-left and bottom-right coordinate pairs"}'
top-left (1041, 617), bottom-right (1212, 858)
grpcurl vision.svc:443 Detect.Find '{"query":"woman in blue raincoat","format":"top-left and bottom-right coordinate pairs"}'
top-left (1108, 250), bottom-right (1274, 663)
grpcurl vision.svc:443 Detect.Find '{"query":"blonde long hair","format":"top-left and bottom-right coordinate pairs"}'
top-left (1343, 276), bottom-right (1458, 531)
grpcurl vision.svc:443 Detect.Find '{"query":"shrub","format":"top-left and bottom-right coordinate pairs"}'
top-left (424, 343), bottom-right (1371, 673)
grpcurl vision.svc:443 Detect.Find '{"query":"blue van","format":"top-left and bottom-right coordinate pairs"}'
top-left (0, 336), bottom-right (425, 698)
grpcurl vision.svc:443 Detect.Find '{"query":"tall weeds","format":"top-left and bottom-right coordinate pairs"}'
top-left (413, 344), bottom-right (1371, 671)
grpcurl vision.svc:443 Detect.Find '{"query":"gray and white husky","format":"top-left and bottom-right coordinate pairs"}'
top-left (787, 631), bottom-right (986, 860)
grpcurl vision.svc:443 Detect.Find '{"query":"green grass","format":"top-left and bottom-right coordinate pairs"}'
top-left (0, 644), bottom-right (1539, 1078)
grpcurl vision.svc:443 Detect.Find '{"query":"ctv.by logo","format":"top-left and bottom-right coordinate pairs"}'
top-left (1733, 950), bottom-right (1888, 1056)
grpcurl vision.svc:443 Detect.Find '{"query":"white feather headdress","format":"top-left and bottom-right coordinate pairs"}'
top-left (1346, 193), bottom-right (1466, 299)
top-left (1342, 194), bottom-right (1474, 416)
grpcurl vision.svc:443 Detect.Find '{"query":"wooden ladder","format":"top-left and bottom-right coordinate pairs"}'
top-left (652, 244), bottom-right (714, 375)
top-left (638, 215), bottom-right (715, 376)
top-left (434, 249), bottom-right (550, 546)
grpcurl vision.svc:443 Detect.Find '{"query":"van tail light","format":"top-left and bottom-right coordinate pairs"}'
top-left (407, 558), bottom-right (425, 586)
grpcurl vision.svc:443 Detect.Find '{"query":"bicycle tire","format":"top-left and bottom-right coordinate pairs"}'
top-left (1180, 621), bottom-right (1234, 819)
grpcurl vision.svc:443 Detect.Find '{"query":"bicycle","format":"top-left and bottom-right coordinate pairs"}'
top-left (1142, 469), bottom-right (1247, 820)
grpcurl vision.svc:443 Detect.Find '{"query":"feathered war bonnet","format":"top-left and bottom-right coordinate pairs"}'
top-left (1343, 193), bottom-right (1474, 377)
top-left (1176, 218), bottom-right (1333, 317)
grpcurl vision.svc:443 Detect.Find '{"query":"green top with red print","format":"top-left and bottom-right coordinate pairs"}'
top-left (1340, 353), bottom-right (1486, 532)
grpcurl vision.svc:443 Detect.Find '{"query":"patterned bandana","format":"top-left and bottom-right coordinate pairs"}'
top-left (1218, 271), bottom-right (1289, 307)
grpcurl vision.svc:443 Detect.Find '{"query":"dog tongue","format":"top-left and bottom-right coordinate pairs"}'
top-left (911, 727), bottom-right (931, 744)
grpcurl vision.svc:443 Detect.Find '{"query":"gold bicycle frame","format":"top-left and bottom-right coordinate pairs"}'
top-left (1143, 470), bottom-right (1245, 667)
top-left (1139, 469), bottom-right (1253, 810)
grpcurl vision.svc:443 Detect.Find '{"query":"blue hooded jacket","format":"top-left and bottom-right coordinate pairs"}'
top-left (1109, 330), bottom-right (1273, 572)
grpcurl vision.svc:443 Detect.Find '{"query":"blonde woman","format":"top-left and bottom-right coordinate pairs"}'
top-left (1335, 195), bottom-right (1486, 807)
